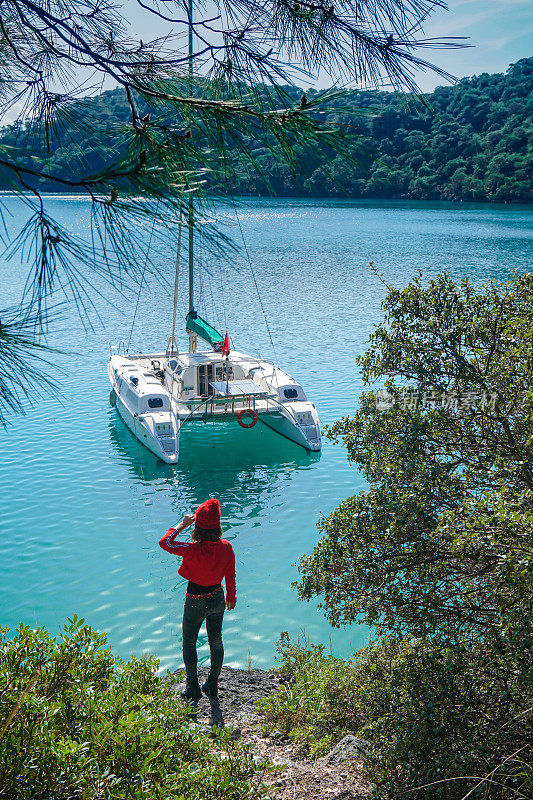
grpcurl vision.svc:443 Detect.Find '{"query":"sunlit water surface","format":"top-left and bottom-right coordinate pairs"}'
top-left (1, 197), bottom-right (531, 669)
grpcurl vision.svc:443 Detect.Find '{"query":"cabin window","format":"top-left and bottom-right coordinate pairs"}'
top-left (215, 364), bottom-right (233, 382)
top-left (148, 397), bottom-right (164, 409)
top-left (283, 387), bottom-right (298, 399)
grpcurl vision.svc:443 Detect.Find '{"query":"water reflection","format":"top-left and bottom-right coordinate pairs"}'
top-left (108, 411), bottom-right (320, 509)
top-left (6, 198), bottom-right (525, 668)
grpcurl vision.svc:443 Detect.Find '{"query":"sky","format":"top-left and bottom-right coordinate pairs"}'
top-left (414, 0), bottom-right (533, 91)
top-left (119, 0), bottom-right (533, 92)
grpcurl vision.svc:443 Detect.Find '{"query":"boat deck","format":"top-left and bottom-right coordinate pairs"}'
top-left (114, 352), bottom-right (291, 422)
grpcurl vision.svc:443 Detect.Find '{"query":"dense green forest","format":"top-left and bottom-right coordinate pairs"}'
top-left (233, 56), bottom-right (533, 202)
top-left (1, 57), bottom-right (531, 202)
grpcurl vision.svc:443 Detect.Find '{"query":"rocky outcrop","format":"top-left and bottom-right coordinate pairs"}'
top-left (169, 666), bottom-right (372, 800)
top-left (169, 665), bottom-right (283, 725)
top-left (319, 735), bottom-right (370, 765)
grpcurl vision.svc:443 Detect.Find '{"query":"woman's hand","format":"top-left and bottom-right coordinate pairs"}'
top-left (226, 600), bottom-right (236, 611)
top-left (170, 513), bottom-right (195, 536)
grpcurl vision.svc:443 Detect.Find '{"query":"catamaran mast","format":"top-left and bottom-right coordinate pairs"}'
top-left (188, 0), bottom-right (194, 317)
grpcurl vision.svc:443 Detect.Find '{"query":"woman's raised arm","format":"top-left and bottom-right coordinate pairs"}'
top-left (159, 514), bottom-right (195, 554)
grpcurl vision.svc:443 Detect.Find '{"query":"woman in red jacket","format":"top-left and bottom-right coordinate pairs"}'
top-left (159, 497), bottom-right (236, 702)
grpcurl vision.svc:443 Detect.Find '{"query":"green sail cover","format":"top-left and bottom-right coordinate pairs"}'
top-left (185, 312), bottom-right (223, 348)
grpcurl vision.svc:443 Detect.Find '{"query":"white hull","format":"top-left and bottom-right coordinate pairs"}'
top-left (259, 407), bottom-right (320, 450)
top-left (113, 390), bottom-right (178, 463)
top-left (108, 358), bottom-right (179, 464)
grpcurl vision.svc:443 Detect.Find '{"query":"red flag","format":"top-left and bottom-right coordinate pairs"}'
top-left (221, 331), bottom-right (230, 356)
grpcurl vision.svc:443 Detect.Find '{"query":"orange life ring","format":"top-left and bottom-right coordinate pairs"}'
top-left (237, 408), bottom-right (258, 429)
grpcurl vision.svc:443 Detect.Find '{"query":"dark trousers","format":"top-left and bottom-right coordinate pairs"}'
top-left (182, 588), bottom-right (225, 685)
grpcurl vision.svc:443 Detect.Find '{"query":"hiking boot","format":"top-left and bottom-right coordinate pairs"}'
top-left (180, 680), bottom-right (202, 702)
top-left (202, 676), bottom-right (218, 698)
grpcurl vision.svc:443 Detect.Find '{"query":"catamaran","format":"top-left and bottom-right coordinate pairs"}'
top-left (107, 2), bottom-right (321, 464)
top-left (108, 313), bottom-right (321, 464)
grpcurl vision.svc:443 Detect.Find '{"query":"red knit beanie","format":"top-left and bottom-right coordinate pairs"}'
top-left (195, 497), bottom-right (221, 529)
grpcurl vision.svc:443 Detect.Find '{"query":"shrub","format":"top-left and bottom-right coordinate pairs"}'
top-left (258, 633), bottom-right (532, 799)
top-left (0, 618), bottom-right (265, 800)
top-left (257, 633), bottom-right (360, 756)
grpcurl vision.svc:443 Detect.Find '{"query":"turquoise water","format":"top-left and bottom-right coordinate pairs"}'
top-left (1, 198), bottom-right (531, 670)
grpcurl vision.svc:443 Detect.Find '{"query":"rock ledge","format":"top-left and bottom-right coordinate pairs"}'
top-left (169, 666), bottom-right (372, 800)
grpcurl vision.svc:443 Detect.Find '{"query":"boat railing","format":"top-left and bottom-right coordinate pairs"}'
top-left (179, 392), bottom-right (311, 439)
top-left (179, 396), bottom-right (214, 427)
top-left (109, 344), bottom-right (180, 442)
top-left (166, 336), bottom-right (179, 357)
top-left (261, 395), bottom-right (303, 428)
top-left (179, 391), bottom-right (272, 426)
top-left (109, 341), bottom-right (127, 356)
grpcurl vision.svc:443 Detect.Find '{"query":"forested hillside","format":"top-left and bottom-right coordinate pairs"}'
top-left (238, 57), bottom-right (532, 202)
top-left (1, 58), bottom-right (531, 202)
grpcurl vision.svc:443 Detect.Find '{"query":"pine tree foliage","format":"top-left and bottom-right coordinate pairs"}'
top-left (0, 0), bottom-right (463, 422)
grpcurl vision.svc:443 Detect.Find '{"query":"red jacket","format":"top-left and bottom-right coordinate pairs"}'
top-left (159, 529), bottom-right (237, 603)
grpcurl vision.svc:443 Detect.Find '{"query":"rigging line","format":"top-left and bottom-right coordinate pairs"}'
top-left (230, 197), bottom-right (278, 363)
top-left (219, 257), bottom-right (228, 333)
top-left (196, 241), bottom-right (205, 314)
top-left (127, 207), bottom-right (159, 353)
top-left (200, 239), bottom-right (216, 331)
top-left (168, 214), bottom-right (184, 429)
top-left (211, 396), bottom-right (216, 449)
top-left (206, 265), bottom-right (218, 330)
top-left (201, 239), bottom-right (217, 330)
top-left (171, 214), bottom-right (183, 349)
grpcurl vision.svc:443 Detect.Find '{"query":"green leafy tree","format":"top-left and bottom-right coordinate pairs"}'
top-left (298, 271), bottom-right (533, 635)
top-left (293, 270), bottom-right (533, 797)
top-left (259, 633), bottom-right (532, 799)
top-left (225, 58), bottom-right (533, 202)
top-left (0, 618), bottom-right (265, 799)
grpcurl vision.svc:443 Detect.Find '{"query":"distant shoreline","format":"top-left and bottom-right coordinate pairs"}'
top-left (1, 191), bottom-right (532, 208)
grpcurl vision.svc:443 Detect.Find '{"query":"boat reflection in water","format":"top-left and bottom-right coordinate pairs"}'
top-left (108, 408), bottom-right (320, 499)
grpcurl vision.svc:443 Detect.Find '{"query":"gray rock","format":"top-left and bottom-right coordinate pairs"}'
top-left (319, 734), bottom-right (370, 765)
top-left (227, 726), bottom-right (242, 740)
top-left (276, 671), bottom-right (295, 686)
top-left (167, 665), bottom-right (280, 726)
top-left (208, 698), bottom-right (224, 729)
top-left (272, 756), bottom-right (299, 769)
